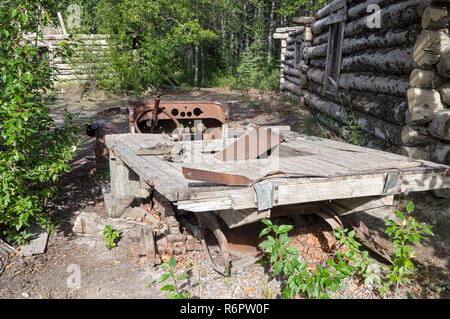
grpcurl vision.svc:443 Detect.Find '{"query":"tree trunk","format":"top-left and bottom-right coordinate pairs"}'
top-left (201, 43), bottom-right (205, 84)
top-left (268, 0), bottom-right (276, 63)
top-left (194, 45), bottom-right (199, 86)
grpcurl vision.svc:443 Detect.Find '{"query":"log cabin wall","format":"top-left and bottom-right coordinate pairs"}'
top-left (274, 0), bottom-right (449, 165)
top-left (26, 34), bottom-right (110, 84)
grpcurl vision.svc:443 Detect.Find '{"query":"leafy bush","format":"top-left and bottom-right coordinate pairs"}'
top-left (379, 201), bottom-right (434, 295)
top-left (0, 3), bottom-right (80, 243)
top-left (102, 225), bottom-right (121, 250)
top-left (259, 201), bottom-right (434, 298)
top-left (235, 41), bottom-right (280, 94)
top-left (259, 219), bottom-right (351, 299)
top-left (159, 256), bottom-right (191, 299)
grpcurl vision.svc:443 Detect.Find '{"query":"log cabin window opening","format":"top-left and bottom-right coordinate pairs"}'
top-left (324, 21), bottom-right (345, 95)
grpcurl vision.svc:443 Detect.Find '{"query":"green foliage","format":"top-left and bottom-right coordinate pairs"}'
top-left (334, 227), bottom-right (382, 287)
top-left (102, 225), bottom-right (120, 250)
top-left (259, 219), bottom-right (352, 299)
top-left (76, 0), bottom-right (217, 94)
top-left (301, 114), bottom-right (313, 136)
top-left (159, 256), bottom-right (191, 299)
top-left (259, 201), bottom-right (435, 299)
top-left (56, 0), bottom-right (332, 93)
top-left (0, 1), bottom-right (81, 243)
top-left (340, 97), bottom-right (364, 146)
top-left (380, 201), bottom-right (434, 294)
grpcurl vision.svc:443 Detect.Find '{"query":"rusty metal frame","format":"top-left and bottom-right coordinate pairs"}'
top-left (129, 100), bottom-right (229, 137)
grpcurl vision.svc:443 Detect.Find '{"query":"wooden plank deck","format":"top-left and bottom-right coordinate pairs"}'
top-left (105, 130), bottom-right (450, 212)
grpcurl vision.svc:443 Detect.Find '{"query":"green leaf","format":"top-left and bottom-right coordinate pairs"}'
top-left (20, 13), bottom-right (28, 24)
top-left (177, 273), bottom-right (189, 281)
top-left (406, 201), bottom-right (415, 214)
top-left (423, 228), bottom-right (434, 237)
top-left (277, 225), bottom-right (294, 234)
top-left (160, 284), bottom-right (175, 291)
top-left (159, 273), bottom-right (170, 283)
top-left (396, 210), bottom-right (405, 220)
top-left (169, 256), bottom-right (176, 269)
top-left (259, 227), bottom-right (271, 238)
top-left (261, 219), bottom-right (272, 226)
top-left (272, 260), bottom-right (283, 276)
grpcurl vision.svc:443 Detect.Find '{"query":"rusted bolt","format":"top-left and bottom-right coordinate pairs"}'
top-left (274, 199), bottom-right (279, 204)
top-left (274, 186), bottom-right (279, 191)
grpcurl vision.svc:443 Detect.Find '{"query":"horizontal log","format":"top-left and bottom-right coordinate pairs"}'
top-left (314, 0), bottom-right (346, 20)
top-left (428, 110), bottom-right (450, 140)
top-left (401, 124), bottom-right (435, 146)
top-left (422, 6), bottom-right (449, 30)
top-left (292, 17), bottom-right (316, 24)
top-left (276, 26), bottom-right (305, 33)
top-left (310, 47), bottom-right (416, 75)
top-left (407, 88), bottom-right (444, 124)
top-left (285, 74), bottom-right (302, 86)
top-left (282, 81), bottom-right (302, 96)
top-left (283, 65), bottom-right (302, 77)
top-left (305, 28), bottom-right (419, 60)
top-left (308, 81), bottom-right (408, 125)
top-left (413, 30), bottom-right (449, 69)
top-left (273, 33), bottom-right (289, 39)
top-left (283, 59), bottom-right (295, 68)
top-left (312, 9), bottom-right (347, 35)
top-left (347, 0), bottom-right (397, 19)
top-left (312, 108), bottom-right (394, 150)
top-left (307, 67), bottom-right (410, 97)
top-left (312, 32), bottom-right (328, 46)
top-left (287, 35), bottom-right (302, 45)
top-left (304, 92), bottom-right (402, 144)
top-left (437, 46), bottom-right (450, 78)
top-left (344, 0), bottom-right (427, 39)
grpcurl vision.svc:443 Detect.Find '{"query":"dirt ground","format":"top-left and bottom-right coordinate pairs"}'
top-left (0, 87), bottom-right (448, 299)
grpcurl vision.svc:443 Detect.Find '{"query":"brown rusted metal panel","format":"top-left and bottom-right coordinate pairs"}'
top-left (182, 167), bottom-right (253, 186)
top-left (213, 126), bottom-right (285, 161)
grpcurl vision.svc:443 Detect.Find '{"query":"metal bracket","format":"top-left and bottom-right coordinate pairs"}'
top-left (253, 181), bottom-right (278, 211)
top-left (382, 172), bottom-right (400, 195)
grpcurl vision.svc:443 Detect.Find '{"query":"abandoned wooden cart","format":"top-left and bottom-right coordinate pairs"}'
top-left (104, 125), bottom-right (450, 274)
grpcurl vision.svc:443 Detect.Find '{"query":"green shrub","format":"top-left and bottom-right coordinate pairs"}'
top-left (379, 201), bottom-right (434, 295)
top-left (0, 3), bottom-right (80, 243)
